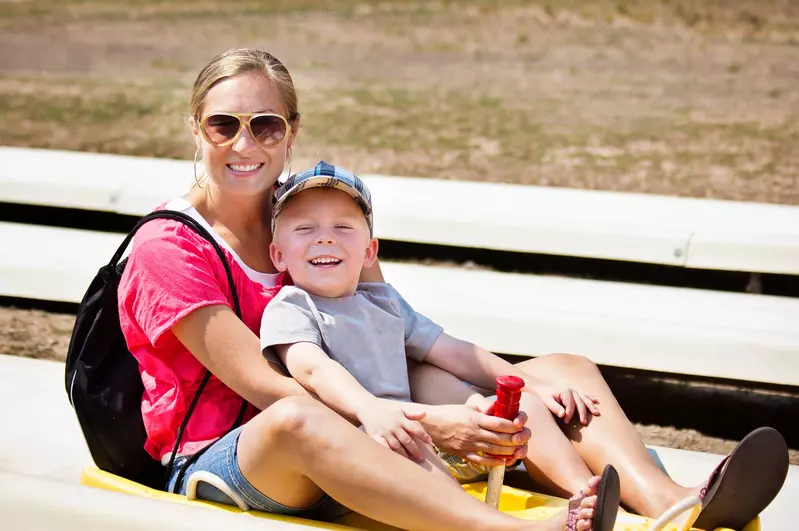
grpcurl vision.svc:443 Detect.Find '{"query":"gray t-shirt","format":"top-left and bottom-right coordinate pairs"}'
top-left (260, 283), bottom-right (444, 402)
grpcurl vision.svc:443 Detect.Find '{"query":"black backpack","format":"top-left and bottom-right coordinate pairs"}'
top-left (65, 210), bottom-right (247, 490)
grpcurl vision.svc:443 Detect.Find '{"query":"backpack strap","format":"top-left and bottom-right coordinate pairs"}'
top-left (116, 210), bottom-right (249, 490)
top-left (109, 210), bottom-right (242, 319)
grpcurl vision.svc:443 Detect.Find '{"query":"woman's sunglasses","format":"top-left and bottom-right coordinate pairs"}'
top-left (199, 112), bottom-right (290, 148)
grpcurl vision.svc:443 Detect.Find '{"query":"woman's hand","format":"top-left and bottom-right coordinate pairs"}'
top-left (529, 384), bottom-right (600, 425)
top-left (419, 404), bottom-right (530, 467)
top-left (358, 399), bottom-right (432, 462)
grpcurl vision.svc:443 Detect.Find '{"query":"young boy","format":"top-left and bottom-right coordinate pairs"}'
top-left (260, 162), bottom-right (542, 478)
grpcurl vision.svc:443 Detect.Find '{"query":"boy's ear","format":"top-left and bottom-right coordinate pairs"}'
top-left (363, 238), bottom-right (379, 268)
top-left (269, 241), bottom-right (288, 272)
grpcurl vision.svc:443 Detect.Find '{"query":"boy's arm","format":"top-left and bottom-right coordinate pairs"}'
top-left (423, 333), bottom-right (600, 423)
top-left (275, 341), bottom-right (432, 461)
top-left (423, 333), bottom-right (534, 391)
top-left (274, 341), bottom-right (378, 424)
top-left (392, 286), bottom-right (519, 390)
top-left (261, 288), bottom-right (370, 418)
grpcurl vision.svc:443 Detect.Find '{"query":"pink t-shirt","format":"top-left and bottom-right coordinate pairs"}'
top-left (118, 201), bottom-right (284, 461)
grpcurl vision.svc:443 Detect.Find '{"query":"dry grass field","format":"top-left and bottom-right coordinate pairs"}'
top-left (1, 0), bottom-right (798, 202)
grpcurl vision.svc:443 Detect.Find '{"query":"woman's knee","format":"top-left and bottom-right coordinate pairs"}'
top-left (551, 353), bottom-right (599, 372)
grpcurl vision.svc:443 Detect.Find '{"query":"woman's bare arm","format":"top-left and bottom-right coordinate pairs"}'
top-left (407, 361), bottom-right (530, 466)
top-left (360, 257), bottom-right (385, 282)
top-left (172, 304), bottom-right (311, 410)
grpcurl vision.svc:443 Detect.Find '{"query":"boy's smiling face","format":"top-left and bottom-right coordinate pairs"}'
top-left (270, 187), bottom-right (378, 298)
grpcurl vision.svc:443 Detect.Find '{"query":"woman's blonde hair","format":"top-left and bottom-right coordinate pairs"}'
top-left (190, 48), bottom-right (300, 124)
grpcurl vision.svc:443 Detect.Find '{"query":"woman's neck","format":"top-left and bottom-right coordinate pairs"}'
top-left (185, 183), bottom-right (278, 274)
top-left (186, 183), bottom-right (272, 236)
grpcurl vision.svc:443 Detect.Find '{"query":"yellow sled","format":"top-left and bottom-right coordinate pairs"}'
top-left (80, 467), bottom-right (759, 531)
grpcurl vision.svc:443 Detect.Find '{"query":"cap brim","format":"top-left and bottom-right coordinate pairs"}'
top-left (272, 175), bottom-right (374, 236)
top-left (273, 175), bottom-right (368, 212)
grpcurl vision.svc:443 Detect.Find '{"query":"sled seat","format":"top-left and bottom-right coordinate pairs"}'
top-left (79, 466), bottom-right (756, 531)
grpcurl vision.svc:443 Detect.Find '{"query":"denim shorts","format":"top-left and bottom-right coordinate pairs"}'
top-left (167, 426), bottom-right (347, 520)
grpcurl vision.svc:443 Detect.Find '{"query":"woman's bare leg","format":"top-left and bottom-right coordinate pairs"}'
top-left (237, 396), bottom-right (601, 531)
top-left (516, 353), bottom-right (693, 517)
top-left (409, 362), bottom-right (595, 498)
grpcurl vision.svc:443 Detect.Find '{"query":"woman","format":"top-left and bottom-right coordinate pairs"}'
top-left (117, 47), bottom-right (610, 531)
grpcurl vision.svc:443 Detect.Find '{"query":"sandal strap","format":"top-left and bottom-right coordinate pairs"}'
top-left (565, 491), bottom-right (585, 531)
top-left (698, 455), bottom-right (729, 500)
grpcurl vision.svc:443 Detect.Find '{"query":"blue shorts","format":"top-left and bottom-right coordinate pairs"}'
top-left (167, 426), bottom-right (347, 520)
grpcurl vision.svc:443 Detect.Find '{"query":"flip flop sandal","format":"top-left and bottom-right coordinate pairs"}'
top-left (693, 427), bottom-right (789, 531)
top-left (565, 464), bottom-right (620, 531)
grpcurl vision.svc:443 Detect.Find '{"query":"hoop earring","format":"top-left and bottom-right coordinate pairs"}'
top-left (281, 147), bottom-right (293, 183)
top-left (193, 148), bottom-right (205, 188)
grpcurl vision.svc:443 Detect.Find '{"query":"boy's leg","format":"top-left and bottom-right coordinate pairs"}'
top-left (238, 396), bottom-right (519, 530)
top-left (237, 396), bottom-right (605, 531)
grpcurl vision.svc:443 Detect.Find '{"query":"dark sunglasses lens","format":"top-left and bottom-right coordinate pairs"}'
top-left (250, 115), bottom-right (287, 146)
top-left (203, 114), bottom-right (241, 145)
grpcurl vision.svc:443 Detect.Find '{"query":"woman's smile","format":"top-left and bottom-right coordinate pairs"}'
top-left (227, 162), bottom-right (265, 177)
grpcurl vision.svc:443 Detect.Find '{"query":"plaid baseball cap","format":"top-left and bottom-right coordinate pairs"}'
top-left (271, 161), bottom-right (373, 236)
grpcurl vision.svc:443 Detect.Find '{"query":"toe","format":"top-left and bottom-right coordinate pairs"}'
top-left (581, 495), bottom-right (598, 509)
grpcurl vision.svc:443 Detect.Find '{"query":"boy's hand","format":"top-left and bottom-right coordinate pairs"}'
top-left (358, 399), bottom-right (432, 462)
top-left (530, 384), bottom-right (600, 425)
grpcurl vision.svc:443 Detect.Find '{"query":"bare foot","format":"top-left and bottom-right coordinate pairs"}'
top-left (556, 475), bottom-right (603, 531)
top-left (509, 466), bottom-right (618, 531)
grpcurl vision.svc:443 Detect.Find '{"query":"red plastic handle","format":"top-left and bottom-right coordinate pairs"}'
top-left (488, 375), bottom-right (525, 462)
top-left (492, 375), bottom-right (525, 421)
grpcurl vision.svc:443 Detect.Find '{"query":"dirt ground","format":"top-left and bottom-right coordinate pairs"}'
top-left (2, 306), bottom-right (796, 465)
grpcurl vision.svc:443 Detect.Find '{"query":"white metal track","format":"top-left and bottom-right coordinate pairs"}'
top-left (2, 222), bottom-right (797, 385)
top-left (2, 147), bottom-right (798, 274)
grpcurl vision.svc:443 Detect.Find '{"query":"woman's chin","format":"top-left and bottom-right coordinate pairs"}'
top-left (208, 173), bottom-right (278, 198)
